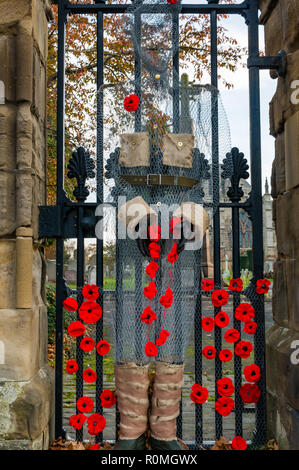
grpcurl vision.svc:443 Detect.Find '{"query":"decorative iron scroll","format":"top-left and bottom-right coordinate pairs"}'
top-left (67, 147), bottom-right (95, 202)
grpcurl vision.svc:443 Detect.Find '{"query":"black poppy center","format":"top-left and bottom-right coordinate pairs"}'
top-left (223, 385), bottom-right (228, 389)
top-left (243, 346), bottom-right (248, 351)
top-left (251, 371), bottom-right (256, 376)
top-left (219, 295), bottom-right (223, 300)
top-left (220, 316), bottom-right (225, 322)
top-left (89, 290), bottom-right (93, 295)
top-left (93, 421), bottom-right (97, 426)
top-left (88, 309), bottom-right (92, 313)
top-left (82, 403), bottom-right (87, 408)
top-left (207, 350), bottom-right (213, 356)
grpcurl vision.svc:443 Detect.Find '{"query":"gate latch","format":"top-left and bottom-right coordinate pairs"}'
top-left (247, 50), bottom-right (286, 78)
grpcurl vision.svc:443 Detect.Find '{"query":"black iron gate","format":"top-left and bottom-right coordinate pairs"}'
top-left (40, 0), bottom-right (285, 449)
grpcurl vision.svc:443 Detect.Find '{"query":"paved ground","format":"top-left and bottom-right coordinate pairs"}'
top-left (63, 297), bottom-right (273, 445)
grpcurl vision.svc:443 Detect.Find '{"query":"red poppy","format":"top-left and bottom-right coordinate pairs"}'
top-left (159, 288), bottom-right (173, 309)
top-left (235, 303), bottom-right (255, 323)
top-left (219, 349), bottom-right (233, 362)
top-left (217, 377), bottom-right (234, 397)
top-left (82, 284), bottom-right (99, 301)
top-left (148, 242), bottom-right (161, 259)
top-left (170, 217), bottom-right (181, 236)
top-left (96, 340), bottom-right (110, 356)
top-left (83, 368), bottom-right (97, 383)
top-left (256, 278), bottom-right (271, 295)
top-left (215, 311), bottom-right (230, 328)
top-left (243, 321), bottom-right (257, 335)
top-left (202, 317), bottom-right (214, 332)
top-left (190, 384), bottom-right (209, 404)
top-left (77, 396), bottom-right (94, 413)
top-left (167, 0), bottom-right (178, 4)
top-left (67, 321), bottom-right (85, 337)
top-left (235, 340), bottom-right (253, 359)
top-left (228, 278), bottom-right (243, 292)
top-left (124, 94), bottom-right (139, 112)
top-left (79, 301), bottom-right (102, 323)
top-left (202, 279), bottom-right (214, 292)
top-left (87, 413), bottom-right (106, 435)
top-left (144, 281), bottom-right (158, 299)
top-left (239, 383), bottom-right (261, 403)
top-left (211, 289), bottom-right (229, 307)
top-left (145, 260), bottom-right (159, 279)
top-left (215, 397), bottom-right (234, 417)
top-left (140, 306), bottom-right (157, 325)
top-left (231, 436), bottom-right (247, 450)
top-left (66, 359), bottom-right (78, 374)
top-left (63, 297), bottom-right (78, 312)
top-left (202, 345), bottom-right (217, 360)
top-left (224, 328), bottom-right (240, 344)
top-left (80, 337), bottom-right (95, 352)
top-left (100, 389), bottom-right (117, 408)
top-left (69, 413), bottom-right (86, 430)
top-left (244, 364), bottom-right (261, 383)
top-left (145, 341), bottom-right (158, 357)
top-left (89, 444), bottom-right (100, 450)
top-left (167, 241), bottom-right (179, 264)
top-left (148, 224), bottom-right (161, 242)
top-left (156, 329), bottom-right (170, 346)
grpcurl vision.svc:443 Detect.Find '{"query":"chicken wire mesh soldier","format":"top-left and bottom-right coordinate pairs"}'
top-left (101, 0), bottom-right (232, 451)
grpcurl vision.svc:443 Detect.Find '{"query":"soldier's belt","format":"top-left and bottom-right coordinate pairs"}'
top-left (120, 174), bottom-right (198, 188)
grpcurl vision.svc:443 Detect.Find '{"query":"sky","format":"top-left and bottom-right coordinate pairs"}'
top-left (211, 13), bottom-right (277, 190)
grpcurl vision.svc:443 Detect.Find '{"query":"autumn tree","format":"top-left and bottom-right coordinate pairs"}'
top-left (47, 0), bottom-right (243, 204)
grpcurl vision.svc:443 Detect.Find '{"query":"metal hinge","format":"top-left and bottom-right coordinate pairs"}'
top-left (247, 50), bottom-right (286, 78)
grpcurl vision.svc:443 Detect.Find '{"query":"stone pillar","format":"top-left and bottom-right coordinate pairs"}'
top-left (259, 0), bottom-right (299, 450)
top-left (0, 0), bottom-right (54, 450)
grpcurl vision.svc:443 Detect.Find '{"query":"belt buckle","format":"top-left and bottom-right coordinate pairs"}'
top-left (146, 174), bottom-right (162, 185)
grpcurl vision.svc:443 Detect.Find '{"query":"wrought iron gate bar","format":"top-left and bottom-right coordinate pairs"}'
top-left (64, 2), bottom-right (249, 16)
top-left (95, 4), bottom-right (104, 442)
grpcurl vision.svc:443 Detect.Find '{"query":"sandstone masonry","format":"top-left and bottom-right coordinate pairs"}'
top-left (0, 0), bottom-right (54, 450)
top-left (260, 0), bottom-right (299, 450)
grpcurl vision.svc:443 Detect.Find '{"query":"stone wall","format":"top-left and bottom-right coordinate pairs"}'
top-left (0, 0), bottom-right (54, 449)
top-left (260, 0), bottom-right (299, 450)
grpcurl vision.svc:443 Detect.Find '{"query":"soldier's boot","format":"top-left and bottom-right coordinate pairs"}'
top-left (113, 363), bottom-right (149, 451)
top-left (149, 361), bottom-right (186, 451)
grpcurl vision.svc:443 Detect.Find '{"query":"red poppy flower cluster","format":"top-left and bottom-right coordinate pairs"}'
top-left (79, 301), bottom-right (102, 323)
top-left (140, 306), bottom-right (157, 325)
top-left (87, 413), bottom-right (106, 435)
top-left (256, 278), bottom-right (271, 294)
top-left (215, 397), bottom-right (234, 417)
top-left (239, 383), bottom-right (261, 403)
top-left (211, 289), bottom-right (229, 307)
top-left (190, 384), bottom-right (209, 404)
top-left (100, 389), bottom-right (117, 409)
top-left (235, 303), bottom-right (255, 323)
top-left (228, 278), bottom-right (243, 292)
top-left (231, 436), bottom-right (247, 450)
top-left (202, 316), bottom-right (214, 332)
top-left (156, 329), bottom-right (170, 346)
top-left (215, 311), bottom-right (230, 328)
top-left (77, 396), bottom-right (94, 413)
top-left (201, 279), bottom-right (214, 292)
top-left (96, 340), bottom-right (110, 356)
top-left (217, 377), bottom-right (234, 397)
top-left (159, 288), bottom-right (173, 309)
top-left (143, 220), bottom-right (181, 357)
top-left (124, 94), bottom-right (140, 112)
top-left (243, 364), bottom-right (261, 383)
top-left (65, 285), bottom-right (111, 439)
